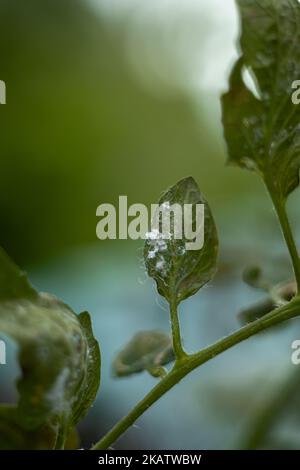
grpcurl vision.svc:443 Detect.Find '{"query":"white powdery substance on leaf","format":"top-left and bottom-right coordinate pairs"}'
top-left (145, 229), bottom-right (161, 240)
top-left (154, 257), bottom-right (167, 279)
top-left (145, 200), bottom-right (188, 279)
top-left (156, 260), bottom-right (165, 271)
top-left (146, 230), bottom-right (169, 262)
top-left (176, 245), bottom-right (186, 256)
top-left (155, 259), bottom-right (166, 275)
top-left (46, 366), bottom-right (71, 414)
top-left (161, 201), bottom-right (171, 210)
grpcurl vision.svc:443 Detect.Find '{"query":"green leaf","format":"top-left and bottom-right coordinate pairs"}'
top-left (0, 405), bottom-right (56, 450)
top-left (0, 248), bottom-right (100, 447)
top-left (238, 298), bottom-right (276, 325)
top-left (0, 405), bottom-right (79, 450)
top-left (239, 281), bottom-right (296, 324)
top-left (144, 177), bottom-right (218, 304)
top-left (222, 0), bottom-right (300, 201)
top-left (0, 247), bottom-right (37, 301)
top-left (242, 265), bottom-right (272, 291)
top-left (71, 311), bottom-right (101, 425)
top-left (112, 331), bottom-right (174, 377)
top-left (243, 266), bottom-right (263, 289)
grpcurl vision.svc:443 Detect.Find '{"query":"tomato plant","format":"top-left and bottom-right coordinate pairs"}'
top-left (1, 0), bottom-right (300, 450)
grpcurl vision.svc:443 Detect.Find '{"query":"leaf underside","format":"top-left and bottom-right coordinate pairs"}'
top-left (113, 331), bottom-right (174, 377)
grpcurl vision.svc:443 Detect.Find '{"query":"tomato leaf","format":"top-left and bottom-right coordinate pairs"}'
top-left (113, 331), bottom-right (174, 377)
top-left (0, 405), bottom-right (79, 450)
top-left (0, 248), bottom-right (100, 447)
top-left (222, 0), bottom-right (300, 201)
top-left (144, 177), bottom-right (218, 305)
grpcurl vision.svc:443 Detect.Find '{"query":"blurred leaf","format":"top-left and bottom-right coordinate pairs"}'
top-left (0, 247), bottom-right (37, 301)
top-left (239, 280), bottom-right (296, 324)
top-left (0, 405), bottom-right (56, 450)
top-left (222, 0), bottom-right (300, 201)
top-left (243, 265), bottom-right (271, 291)
top-left (0, 248), bottom-right (100, 448)
top-left (71, 311), bottom-right (101, 425)
top-left (64, 426), bottom-right (80, 450)
top-left (113, 331), bottom-right (174, 377)
top-left (239, 298), bottom-right (276, 324)
top-left (144, 177), bottom-right (218, 305)
top-left (0, 405), bottom-right (79, 450)
top-left (243, 266), bottom-right (264, 289)
top-left (241, 369), bottom-right (300, 449)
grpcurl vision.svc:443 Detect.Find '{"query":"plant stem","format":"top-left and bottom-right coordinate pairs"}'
top-left (169, 300), bottom-right (186, 360)
top-left (268, 189), bottom-right (300, 291)
top-left (91, 296), bottom-right (300, 450)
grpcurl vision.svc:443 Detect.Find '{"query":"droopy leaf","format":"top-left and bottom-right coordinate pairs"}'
top-left (0, 405), bottom-right (79, 450)
top-left (0, 248), bottom-right (37, 301)
top-left (144, 177), bottom-right (218, 304)
top-left (222, 0), bottom-right (300, 201)
top-left (113, 331), bottom-right (174, 377)
top-left (0, 405), bottom-right (56, 450)
top-left (242, 265), bottom-right (270, 291)
top-left (0, 248), bottom-right (100, 447)
top-left (243, 266), bottom-right (263, 288)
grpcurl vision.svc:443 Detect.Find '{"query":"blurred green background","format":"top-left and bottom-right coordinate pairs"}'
top-left (1, 0), bottom-right (300, 450)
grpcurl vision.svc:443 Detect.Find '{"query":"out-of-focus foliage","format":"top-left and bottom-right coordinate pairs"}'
top-left (222, 0), bottom-right (300, 202)
top-left (113, 331), bottom-right (174, 377)
top-left (0, 0), bottom-right (232, 265)
top-left (0, 247), bottom-right (100, 448)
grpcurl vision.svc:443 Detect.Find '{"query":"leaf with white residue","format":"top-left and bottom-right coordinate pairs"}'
top-left (144, 177), bottom-right (218, 305)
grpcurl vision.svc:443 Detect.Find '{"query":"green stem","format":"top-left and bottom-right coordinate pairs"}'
top-left (91, 297), bottom-right (300, 450)
top-left (169, 300), bottom-right (186, 360)
top-left (269, 190), bottom-right (300, 291)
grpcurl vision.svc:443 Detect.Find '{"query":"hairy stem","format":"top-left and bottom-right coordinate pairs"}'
top-left (169, 300), bottom-right (186, 360)
top-left (269, 189), bottom-right (300, 291)
top-left (91, 297), bottom-right (300, 450)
